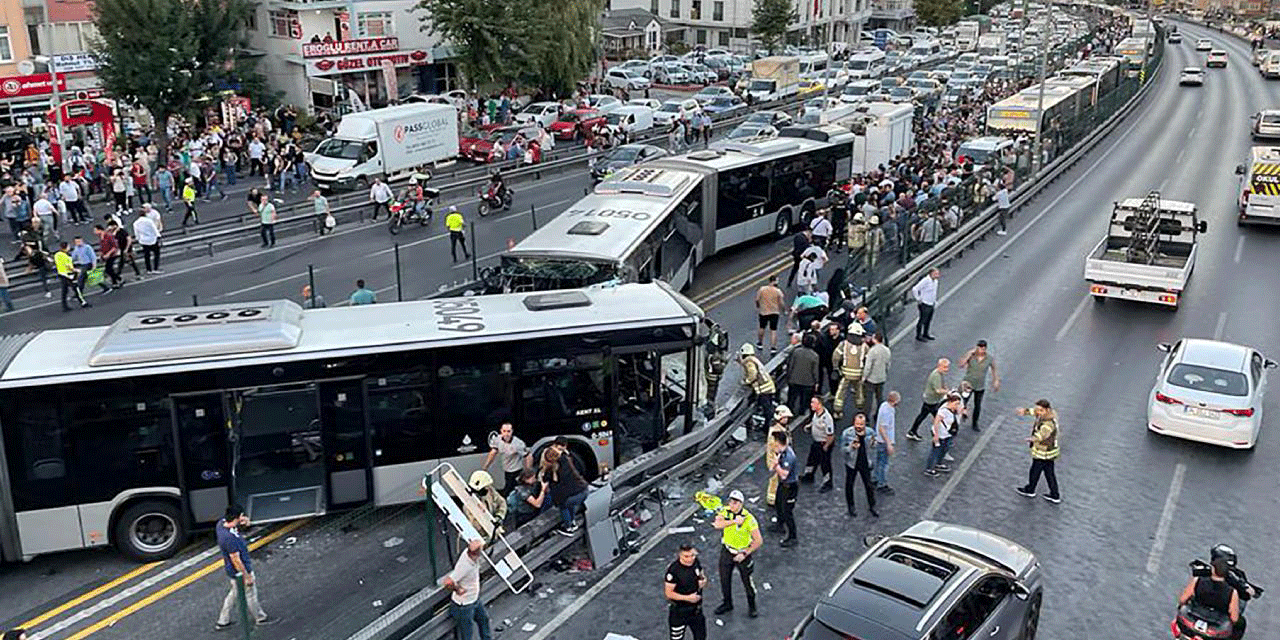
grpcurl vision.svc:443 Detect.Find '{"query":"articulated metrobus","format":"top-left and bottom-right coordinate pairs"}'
top-left (491, 124), bottom-right (855, 292)
top-left (1058, 56), bottom-right (1123, 102)
top-left (0, 284), bottom-right (708, 561)
top-left (985, 84), bottom-right (1085, 141)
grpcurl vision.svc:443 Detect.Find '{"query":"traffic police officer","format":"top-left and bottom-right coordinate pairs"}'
top-left (712, 489), bottom-right (762, 618)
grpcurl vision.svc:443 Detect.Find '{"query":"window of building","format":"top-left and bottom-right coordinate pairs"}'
top-left (245, 9), bottom-right (258, 31)
top-left (670, 0), bottom-right (680, 19)
top-left (719, 30), bottom-right (729, 46)
top-left (0, 26), bottom-right (14, 62)
top-left (691, 0), bottom-right (701, 19)
top-left (357, 11), bottom-right (395, 37)
top-left (713, 1), bottom-right (724, 20)
top-left (696, 28), bottom-right (706, 44)
top-left (651, 0), bottom-right (659, 14)
top-left (268, 10), bottom-right (298, 38)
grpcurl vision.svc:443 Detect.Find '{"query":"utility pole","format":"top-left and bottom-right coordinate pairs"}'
top-left (1140, 0), bottom-right (1154, 83)
top-left (1031, 4), bottom-right (1050, 173)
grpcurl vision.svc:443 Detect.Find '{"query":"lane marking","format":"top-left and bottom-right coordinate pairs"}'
top-left (701, 260), bottom-right (792, 312)
top-left (1214, 311), bottom-right (1228, 340)
top-left (922, 415), bottom-right (1007, 519)
top-left (19, 562), bottom-right (163, 629)
top-left (889, 107), bottom-right (1145, 347)
top-left (51, 519), bottom-right (310, 640)
top-left (1234, 235), bottom-right (1245, 264)
top-left (1055, 295), bottom-right (1091, 342)
top-left (1187, 125), bottom-right (1197, 138)
top-left (1176, 147), bottom-right (1187, 163)
top-left (1159, 178), bottom-right (1169, 191)
top-left (1145, 463), bottom-right (1187, 578)
top-left (451, 249), bottom-right (504, 269)
top-left (218, 271), bottom-right (315, 298)
top-left (693, 254), bottom-right (790, 308)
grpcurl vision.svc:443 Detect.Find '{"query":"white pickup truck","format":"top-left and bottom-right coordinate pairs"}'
top-left (1084, 194), bottom-right (1207, 309)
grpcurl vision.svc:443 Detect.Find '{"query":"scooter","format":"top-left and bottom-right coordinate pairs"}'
top-left (1172, 559), bottom-right (1264, 640)
top-left (388, 186), bottom-right (440, 235)
top-left (476, 182), bottom-right (513, 217)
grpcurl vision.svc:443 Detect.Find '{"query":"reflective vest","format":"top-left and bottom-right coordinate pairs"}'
top-left (1029, 415), bottom-right (1060, 460)
top-left (741, 355), bottom-right (775, 395)
top-left (833, 340), bottom-right (868, 379)
top-left (718, 507), bottom-right (758, 551)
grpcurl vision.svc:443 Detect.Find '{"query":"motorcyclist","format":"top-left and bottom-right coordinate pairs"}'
top-left (1212, 544), bottom-right (1262, 614)
top-left (1178, 554), bottom-right (1240, 637)
top-left (405, 176), bottom-right (425, 217)
top-left (486, 170), bottom-right (506, 202)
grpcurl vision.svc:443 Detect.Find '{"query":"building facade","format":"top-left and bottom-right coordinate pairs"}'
top-left (613, 0), bottom-right (870, 52)
top-left (0, 0), bottom-right (106, 128)
top-left (867, 0), bottom-right (914, 32)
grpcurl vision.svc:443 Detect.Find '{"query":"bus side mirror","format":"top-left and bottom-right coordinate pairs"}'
top-left (1235, 164), bottom-right (1245, 175)
top-left (1197, 220), bottom-right (1208, 233)
top-left (1265, 359), bottom-right (1278, 369)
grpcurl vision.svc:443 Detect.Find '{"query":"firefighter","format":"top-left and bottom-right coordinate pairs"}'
top-left (831, 324), bottom-right (869, 420)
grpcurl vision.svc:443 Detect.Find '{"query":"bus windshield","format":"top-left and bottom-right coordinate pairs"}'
top-left (497, 255), bottom-right (620, 290)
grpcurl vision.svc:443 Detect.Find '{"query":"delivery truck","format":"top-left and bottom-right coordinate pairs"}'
top-left (1084, 192), bottom-right (1206, 309)
top-left (307, 103), bottom-right (459, 191)
top-left (747, 56), bottom-right (800, 103)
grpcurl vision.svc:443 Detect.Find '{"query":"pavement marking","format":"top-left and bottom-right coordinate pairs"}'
top-left (889, 107), bottom-right (1144, 348)
top-left (922, 415), bottom-right (1007, 520)
top-left (1214, 311), bottom-right (1228, 340)
top-left (1176, 147), bottom-right (1187, 163)
top-left (51, 519), bottom-right (310, 640)
top-left (1055, 295), bottom-right (1091, 342)
top-left (1234, 235), bottom-right (1245, 263)
top-left (1145, 462), bottom-right (1187, 578)
top-left (525, 441), bottom-right (763, 640)
top-left (694, 254), bottom-right (791, 309)
top-left (218, 271), bottom-right (316, 298)
top-left (19, 561), bottom-right (163, 630)
top-left (701, 260), bottom-right (791, 312)
top-left (1159, 177), bottom-right (1169, 191)
top-left (1187, 125), bottom-right (1197, 138)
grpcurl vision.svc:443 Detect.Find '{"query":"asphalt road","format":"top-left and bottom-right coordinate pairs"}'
top-left (8, 22), bottom-right (1280, 640)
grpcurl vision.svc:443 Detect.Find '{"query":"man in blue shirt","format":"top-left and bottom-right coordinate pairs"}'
top-left (770, 430), bottom-right (799, 547)
top-left (215, 505), bottom-right (275, 630)
top-left (350, 279), bottom-right (377, 305)
top-left (70, 236), bottom-right (110, 295)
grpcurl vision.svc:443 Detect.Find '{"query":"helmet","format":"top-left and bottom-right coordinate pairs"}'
top-left (468, 470), bottom-right (495, 491)
top-left (1210, 544), bottom-right (1237, 567)
top-left (739, 343), bottom-right (756, 357)
top-left (409, 176), bottom-right (418, 185)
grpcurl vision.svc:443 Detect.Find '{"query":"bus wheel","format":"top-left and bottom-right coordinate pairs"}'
top-left (774, 211), bottom-right (791, 238)
top-left (115, 500), bottom-right (185, 562)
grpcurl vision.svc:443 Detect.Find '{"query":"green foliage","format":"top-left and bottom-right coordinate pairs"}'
top-left (916, 0), bottom-right (964, 26)
top-left (417, 0), bottom-right (600, 97)
top-left (752, 0), bottom-right (797, 53)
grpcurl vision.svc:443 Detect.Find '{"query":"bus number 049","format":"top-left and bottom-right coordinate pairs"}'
top-left (433, 301), bottom-right (485, 332)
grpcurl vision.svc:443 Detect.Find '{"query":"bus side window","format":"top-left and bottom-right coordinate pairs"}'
top-left (434, 355), bottom-right (515, 458)
top-left (66, 393), bottom-right (175, 505)
top-left (0, 399), bottom-right (73, 511)
top-left (367, 371), bottom-right (431, 466)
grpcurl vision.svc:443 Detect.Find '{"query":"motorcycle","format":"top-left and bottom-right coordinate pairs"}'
top-left (477, 182), bottom-right (513, 217)
top-left (1172, 559), bottom-right (1264, 640)
top-left (388, 186), bottom-right (439, 235)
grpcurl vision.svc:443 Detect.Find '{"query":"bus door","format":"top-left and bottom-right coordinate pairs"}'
top-left (172, 392), bottom-right (232, 527)
top-left (318, 378), bottom-right (371, 509)
top-left (229, 383), bottom-right (327, 522)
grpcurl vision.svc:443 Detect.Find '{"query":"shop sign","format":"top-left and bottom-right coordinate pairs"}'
top-left (0, 73), bottom-right (69, 99)
top-left (302, 37), bottom-right (400, 58)
top-left (306, 50), bottom-right (431, 77)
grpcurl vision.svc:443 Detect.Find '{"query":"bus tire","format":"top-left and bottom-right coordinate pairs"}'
top-left (773, 211), bottom-right (792, 238)
top-left (114, 500), bottom-right (185, 562)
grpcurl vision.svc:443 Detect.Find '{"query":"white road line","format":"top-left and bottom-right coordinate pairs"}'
top-left (1145, 463), bottom-right (1187, 578)
top-left (28, 547), bottom-right (221, 640)
top-left (218, 271), bottom-right (315, 298)
top-left (1055, 296), bottom-right (1091, 342)
top-left (923, 415), bottom-right (1007, 520)
top-left (1214, 311), bottom-right (1228, 340)
top-left (1159, 178), bottom-right (1169, 191)
top-left (1176, 147), bottom-right (1187, 163)
top-left (526, 438), bottom-right (764, 640)
top-left (889, 113), bottom-right (1144, 347)
top-left (1187, 125), bottom-right (1198, 138)
top-left (1234, 235), bottom-right (1245, 263)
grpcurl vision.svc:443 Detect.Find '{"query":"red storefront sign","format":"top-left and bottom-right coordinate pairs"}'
top-left (306, 49), bottom-right (431, 76)
top-left (302, 37), bottom-right (400, 58)
top-left (0, 73), bottom-right (69, 99)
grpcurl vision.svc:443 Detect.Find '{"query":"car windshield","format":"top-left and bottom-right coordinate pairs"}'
top-left (748, 79), bottom-right (775, 91)
top-left (891, 87), bottom-right (913, 96)
top-left (728, 125), bottom-right (765, 139)
top-left (909, 79), bottom-right (933, 88)
top-left (1167, 363), bottom-right (1249, 397)
top-left (747, 111), bottom-right (776, 124)
top-left (604, 146), bottom-right (642, 162)
top-left (880, 79), bottom-right (899, 88)
top-left (314, 138), bottom-right (364, 160)
top-left (849, 59), bottom-right (871, 70)
top-left (711, 97), bottom-right (737, 107)
top-left (604, 113), bottom-right (627, 125)
top-left (522, 103), bottom-right (551, 114)
top-left (659, 103), bottom-right (682, 112)
top-left (844, 85), bottom-right (870, 95)
top-left (1261, 114), bottom-right (1280, 124)
top-left (697, 88), bottom-right (722, 96)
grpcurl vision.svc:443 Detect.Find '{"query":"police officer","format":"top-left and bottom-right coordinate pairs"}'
top-left (665, 543), bottom-right (708, 640)
top-left (770, 430), bottom-right (799, 548)
top-left (831, 324), bottom-right (869, 420)
top-left (712, 490), bottom-right (762, 618)
top-left (445, 206), bottom-right (470, 261)
top-left (739, 344), bottom-right (777, 421)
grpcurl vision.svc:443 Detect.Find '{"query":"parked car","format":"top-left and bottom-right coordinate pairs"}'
top-left (618, 59), bottom-right (653, 77)
top-left (459, 124), bottom-right (538, 163)
top-left (682, 62), bottom-right (718, 84)
top-left (513, 101), bottom-right (563, 128)
top-left (605, 67), bottom-right (652, 91)
top-left (590, 143), bottom-right (668, 181)
top-left (653, 62), bottom-right (692, 84)
top-left (800, 96), bottom-right (842, 120)
top-left (703, 95), bottom-right (748, 116)
top-left (585, 94), bottom-right (624, 113)
top-left (628, 97), bottom-right (663, 110)
top-left (908, 77), bottom-right (943, 101)
top-left (692, 85), bottom-right (737, 105)
top-left (402, 89), bottom-right (469, 110)
top-left (549, 108), bottom-right (607, 141)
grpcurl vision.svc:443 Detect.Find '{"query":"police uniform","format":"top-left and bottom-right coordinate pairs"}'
top-left (666, 557), bottom-right (707, 640)
top-left (716, 503), bottom-right (758, 614)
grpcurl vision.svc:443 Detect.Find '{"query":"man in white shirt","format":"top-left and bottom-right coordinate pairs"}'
top-left (248, 138), bottom-right (266, 176)
top-left (482, 422), bottom-right (532, 494)
top-left (912, 268), bottom-right (940, 342)
top-left (995, 185), bottom-right (1011, 236)
top-left (59, 176), bottom-right (89, 224)
top-left (809, 209), bottom-right (833, 248)
top-left (33, 193), bottom-right (57, 232)
top-left (924, 394), bottom-right (961, 476)
top-left (133, 209), bottom-right (162, 273)
top-left (442, 538), bottom-right (492, 640)
top-left (369, 178), bottom-right (394, 222)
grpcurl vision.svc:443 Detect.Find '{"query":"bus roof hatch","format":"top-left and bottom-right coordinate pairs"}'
top-left (87, 300), bottom-right (305, 367)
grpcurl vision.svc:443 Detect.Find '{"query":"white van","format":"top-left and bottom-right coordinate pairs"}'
top-left (602, 105), bottom-right (655, 142)
top-left (1262, 51), bottom-right (1280, 79)
top-left (799, 53), bottom-right (830, 79)
top-left (846, 49), bottom-right (887, 79)
top-left (840, 79), bottom-right (879, 104)
top-left (908, 39), bottom-right (943, 64)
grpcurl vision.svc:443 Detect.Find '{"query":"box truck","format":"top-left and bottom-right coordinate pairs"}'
top-left (747, 56), bottom-right (800, 103)
top-left (307, 103), bottom-right (459, 191)
top-left (832, 102), bottom-right (915, 174)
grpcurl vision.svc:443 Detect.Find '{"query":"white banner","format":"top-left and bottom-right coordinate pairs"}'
top-left (52, 53), bottom-right (100, 73)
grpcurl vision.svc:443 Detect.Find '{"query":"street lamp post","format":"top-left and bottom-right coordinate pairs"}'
top-left (36, 55), bottom-right (68, 174)
top-left (1031, 7), bottom-right (1050, 173)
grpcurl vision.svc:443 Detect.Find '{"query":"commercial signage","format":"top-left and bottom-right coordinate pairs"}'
top-left (305, 49), bottom-right (431, 77)
top-left (302, 37), bottom-right (400, 58)
top-left (0, 73), bottom-right (69, 99)
top-left (52, 53), bottom-right (100, 72)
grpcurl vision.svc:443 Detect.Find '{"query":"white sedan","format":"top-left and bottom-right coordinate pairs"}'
top-left (1195, 38), bottom-right (1213, 51)
top-left (1147, 339), bottom-right (1275, 449)
top-left (1179, 67), bottom-right (1205, 86)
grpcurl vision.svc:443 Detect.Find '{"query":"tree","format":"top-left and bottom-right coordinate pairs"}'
top-left (91, 0), bottom-right (251, 167)
top-left (523, 0), bottom-right (601, 97)
top-left (752, 0), bottom-right (797, 53)
top-left (915, 0), bottom-right (963, 26)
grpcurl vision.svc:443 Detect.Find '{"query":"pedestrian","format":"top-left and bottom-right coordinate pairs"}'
top-left (213, 505), bottom-right (275, 630)
top-left (310, 190), bottom-right (334, 235)
top-left (754, 275), bottom-right (785, 353)
top-left (154, 164), bottom-right (175, 211)
top-left (301, 284), bottom-right (326, 308)
top-left (711, 489), bottom-right (762, 616)
top-left (924, 394), bottom-right (962, 477)
top-left (907, 358), bottom-right (950, 441)
top-left (111, 219), bottom-right (141, 280)
top-left (841, 413), bottom-right (879, 518)
top-left (369, 178), bottom-right (393, 221)
top-left (995, 184), bottom-right (1011, 236)
top-left (442, 538), bottom-right (493, 640)
top-left (71, 235), bottom-right (110, 295)
top-left (832, 324), bottom-right (869, 420)
top-left (863, 331), bottom-right (891, 411)
top-left (665, 543), bottom-right (708, 640)
top-left (349, 279), bottom-right (377, 305)
top-left (257, 192), bottom-right (277, 247)
top-left (1014, 399), bottom-right (1061, 503)
top-left (787, 228), bottom-right (812, 287)
top-left (133, 209), bottom-right (161, 273)
top-left (33, 191), bottom-right (56, 235)
top-left (506, 469), bottom-right (548, 528)
top-left (765, 405), bottom-right (792, 508)
top-left (769, 430), bottom-right (799, 547)
top-left (542, 447), bottom-right (588, 535)
top-left (912, 267), bottom-right (940, 341)
top-left (809, 209), bottom-right (832, 248)
top-left (815, 322), bottom-right (841, 395)
top-left (0, 261), bottom-right (14, 313)
top-left (93, 225), bottom-right (123, 289)
top-left (853, 306), bottom-right (876, 337)
top-left (795, 245), bottom-right (827, 294)
top-left (483, 422), bottom-right (532, 494)
top-left (789, 290), bottom-right (828, 332)
top-left (131, 158), bottom-right (152, 204)
top-left (785, 333), bottom-right (820, 418)
top-left (110, 169), bottom-right (128, 212)
top-left (737, 343), bottom-right (777, 420)
top-left (445, 206), bottom-right (471, 261)
top-left (801, 394), bottom-right (836, 493)
top-left (959, 340), bottom-right (1001, 431)
top-left (873, 391), bottom-right (900, 493)
top-left (181, 177), bottom-right (199, 226)
top-left (59, 174), bottom-right (88, 223)
top-left (55, 241), bottom-right (88, 311)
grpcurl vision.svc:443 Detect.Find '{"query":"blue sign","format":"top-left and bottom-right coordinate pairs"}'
top-left (874, 30), bottom-right (888, 49)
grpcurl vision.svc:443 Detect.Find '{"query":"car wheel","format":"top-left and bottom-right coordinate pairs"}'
top-left (114, 500), bottom-right (185, 561)
top-left (1022, 592), bottom-right (1041, 640)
